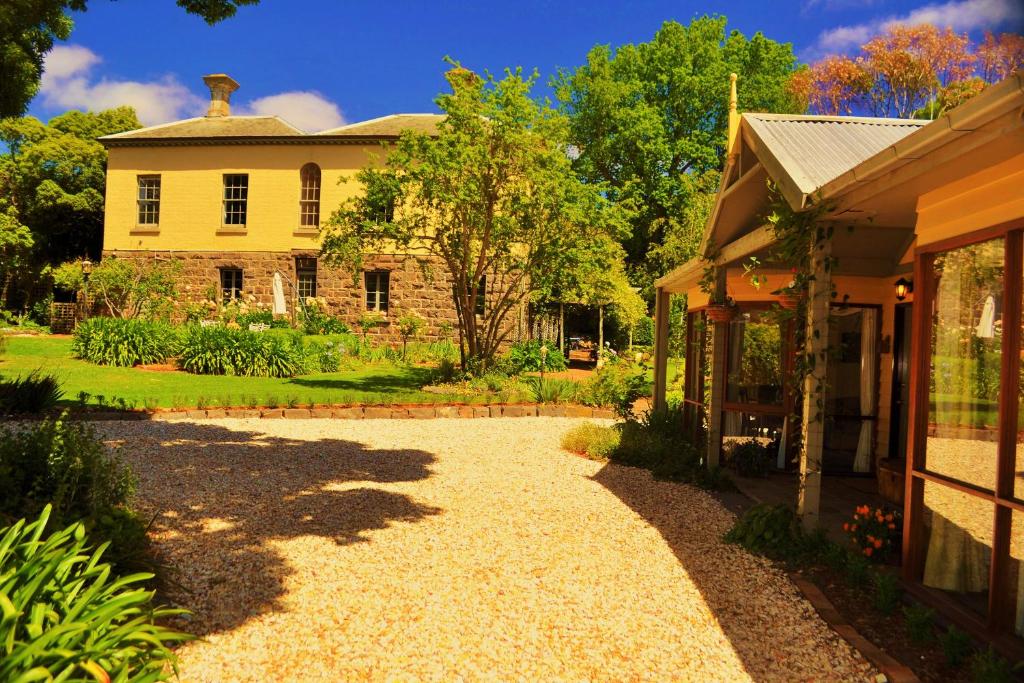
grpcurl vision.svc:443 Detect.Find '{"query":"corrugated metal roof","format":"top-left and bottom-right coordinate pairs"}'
top-left (744, 113), bottom-right (927, 194)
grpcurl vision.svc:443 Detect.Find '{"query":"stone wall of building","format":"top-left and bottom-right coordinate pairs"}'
top-left (102, 250), bottom-right (526, 345)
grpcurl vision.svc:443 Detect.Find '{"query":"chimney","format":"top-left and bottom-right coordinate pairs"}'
top-left (203, 74), bottom-right (239, 117)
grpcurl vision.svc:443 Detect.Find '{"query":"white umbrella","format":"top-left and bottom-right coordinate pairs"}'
top-left (272, 272), bottom-right (287, 315)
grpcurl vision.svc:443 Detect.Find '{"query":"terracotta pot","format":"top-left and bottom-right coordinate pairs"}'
top-left (705, 303), bottom-right (736, 323)
top-left (777, 292), bottom-right (803, 310)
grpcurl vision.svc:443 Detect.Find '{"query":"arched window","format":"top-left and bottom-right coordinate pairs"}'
top-left (299, 163), bottom-right (321, 228)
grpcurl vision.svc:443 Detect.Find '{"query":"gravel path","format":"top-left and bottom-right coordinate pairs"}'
top-left (98, 418), bottom-right (877, 682)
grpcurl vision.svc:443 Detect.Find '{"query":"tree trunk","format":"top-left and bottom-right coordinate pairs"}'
top-left (559, 302), bottom-right (565, 354)
top-left (597, 305), bottom-right (604, 367)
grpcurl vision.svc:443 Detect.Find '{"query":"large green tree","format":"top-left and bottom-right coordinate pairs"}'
top-left (0, 106), bottom-right (140, 302)
top-left (555, 16), bottom-right (801, 289)
top-left (0, 0), bottom-right (259, 119)
top-left (322, 64), bottom-right (626, 369)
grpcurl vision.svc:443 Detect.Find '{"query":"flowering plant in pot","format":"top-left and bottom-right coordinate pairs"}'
top-left (699, 261), bottom-right (736, 322)
top-left (773, 268), bottom-right (805, 310)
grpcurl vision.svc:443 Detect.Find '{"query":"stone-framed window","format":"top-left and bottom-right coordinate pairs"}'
top-left (223, 174), bottom-right (248, 226)
top-left (299, 163), bottom-right (321, 228)
top-left (137, 175), bottom-right (160, 225)
top-left (220, 268), bottom-right (243, 302)
top-left (364, 270), bottom-right (390, 313)
top-left (475, 275), bottom-right (486, 315)
top-left (296, 257), bottom-right (317, 299)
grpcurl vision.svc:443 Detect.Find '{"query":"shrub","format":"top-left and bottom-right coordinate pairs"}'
top-left (0, 506), bottom-right (191, 682)
top-left (871, 569), bottom-right (902, 614)
top-left (724, 504), bottom-right (802, 559)
top-left (237, 310), bottom-right (290, 329)
top-left (433, 359), bottom-right (460, 384)
top-left (526, 377), bottom-right (576, 403)
top-left (500, 340), bottom-right (567, 374)
top-left (561, 422), bottom-right (620, 460)
top-left (843, 504), bottom-right (902, 561)
top-left (178, 326), bottom-right (301, 377)
top-left (72, 317), bottom-right (178, 367)
top-left (575, 357), bottom-right (648, 416)
top-left (968, 646), bottom-right (1015, 683)
top-left (0, 370), bottom-right (63, 414)
top-left (938, 626), bottom-right (972, 668)
top-left (86, 256), bottom-right (180, 320)
top-left (299, 298), bottom-right (349, 334)
top-left (396, 312), bottom-right (425, 359)
top-left (729, 439), bottom-right (774, 478)
top-left (844, 553), bottom-right (871, 587)
top-left (903, 604), bottom-right (936, 644)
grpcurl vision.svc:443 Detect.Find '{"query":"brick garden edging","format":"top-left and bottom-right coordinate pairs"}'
top-left (63, 404), bottom-right (617, 421)
top-left (790, 574), bottom-right (920, 683)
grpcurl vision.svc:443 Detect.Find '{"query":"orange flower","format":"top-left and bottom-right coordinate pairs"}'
top-left (874, 539), bottom-right (883, 549)
top-left (885, 514), bottom-right (894, 522)
top-left (866, 535), bottom-right (875, 543)
top-left (843, 523), bottom-right (850, 531)
top-left (864, 547), bottom-right (873, 557)
top-left (888, 523), bottom-right (896, 530)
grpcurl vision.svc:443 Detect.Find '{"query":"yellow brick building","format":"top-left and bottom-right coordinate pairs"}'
top-left (100, 74), bottom-right (456, 340)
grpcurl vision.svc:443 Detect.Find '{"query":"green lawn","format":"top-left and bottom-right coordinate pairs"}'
top-left (0, 335), bottom-right (502, 410)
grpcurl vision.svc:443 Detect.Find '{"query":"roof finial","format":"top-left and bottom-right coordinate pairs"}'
top-left (728, 73), bottom-right (739, 158)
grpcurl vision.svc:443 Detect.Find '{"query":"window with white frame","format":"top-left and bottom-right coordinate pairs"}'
top-left (296, 257), bottom-right (317, 299)
top-left (137, 175), bottom-right (160, 225)
top-left (220, 268), bottom-right (243, 302)
top-left (364, 270), bottom-right (389, 313)
top-left (299, 163), bottom-right (321, 228)
top-left (223, 174), bottom-right (248, 226)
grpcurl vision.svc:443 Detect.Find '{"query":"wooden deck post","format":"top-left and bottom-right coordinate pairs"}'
top-left (652, 287), bottom-right (670, 411)
top-left (798, 236), bottom-right (831, 531)
top-left (706, 268), bottom-right (727, 468)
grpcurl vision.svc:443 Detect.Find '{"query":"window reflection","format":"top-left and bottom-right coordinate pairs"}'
top-left (726, 310), bottom-right (784, 405)
top-left (927, 238), bottom-right (1003, 491)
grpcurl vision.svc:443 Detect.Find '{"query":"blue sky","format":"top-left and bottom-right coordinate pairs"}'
top-left (29, 0), bottom-right (1024, 131)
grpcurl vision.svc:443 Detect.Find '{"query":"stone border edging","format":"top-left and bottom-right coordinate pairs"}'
top-left (146, 404), bottom-right (618, 421)
top-left (790, 573), bottom-right (920, 683)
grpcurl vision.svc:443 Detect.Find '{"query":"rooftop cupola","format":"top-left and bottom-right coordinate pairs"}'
top-left (203, 74), bottom-right (239, 117)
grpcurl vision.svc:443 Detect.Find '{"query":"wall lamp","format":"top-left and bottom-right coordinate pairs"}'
top-left (894, 277), bottom-right (913, 301)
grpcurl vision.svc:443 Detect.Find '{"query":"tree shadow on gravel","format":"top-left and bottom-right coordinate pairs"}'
top-left (104, 421), bottom-right (441, 638)
top-left (590, 461), bottom-right (843, 683)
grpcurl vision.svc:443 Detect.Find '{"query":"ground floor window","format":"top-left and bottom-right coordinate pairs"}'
top-left (220, 268), bottom-right (243, 302)
top-left (365, 270), bottom-right (389, 313)
top-left (908, 228), bottom-right (1024, 642)
top-left (682, 310), bottom-right (708, 443)
top-left (296, 257), bottom-right (317, 299)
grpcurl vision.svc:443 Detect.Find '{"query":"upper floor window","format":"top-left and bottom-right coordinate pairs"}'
top-left (137, 175), bottom-right (160, 225)
top-left (365, 189), bottom-right (395, 224)
top-left (223, 174), bottom-right (248, 226)
top-left (365, 270), bottom-right (390, 313)
top-left (296, 257), bottom-right (317, 299)
top-left (299, 163), bottom-right (321, 228)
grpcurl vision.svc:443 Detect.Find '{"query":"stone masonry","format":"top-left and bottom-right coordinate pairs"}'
top-left (103, 250), bottom-right (465, 343)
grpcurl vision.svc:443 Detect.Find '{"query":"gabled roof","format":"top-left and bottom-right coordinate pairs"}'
top-left (317, 114), bottom-right (444, 137)
top-left (743, 113), bottom-right (927, 201)
top-left (99, 115), bottom-right (304, 142)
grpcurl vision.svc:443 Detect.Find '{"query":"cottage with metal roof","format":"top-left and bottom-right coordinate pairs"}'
top-left (650, 70), bottom-right (1024, 659)
top-left (99, 74), bottom-right (458, 342)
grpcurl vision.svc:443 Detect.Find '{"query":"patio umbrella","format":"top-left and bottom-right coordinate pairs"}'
top-left (272, 272), bottom-right (287, 315)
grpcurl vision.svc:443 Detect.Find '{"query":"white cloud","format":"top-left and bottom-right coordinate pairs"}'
top-left (236, 91), bottom-right (345, 132)
top-left (40, 45), bottom-right (203, 125)
top-left (808, 0), bottom-right (1024, 56)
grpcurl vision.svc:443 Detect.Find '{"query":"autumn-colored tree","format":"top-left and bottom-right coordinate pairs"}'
top-left (795, 24), bottom-right (1021, 119)
top-left (977, 31), bottom-right (1024, 83)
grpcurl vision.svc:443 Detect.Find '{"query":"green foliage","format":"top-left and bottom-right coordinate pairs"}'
top-left (724, 504), bottom-right (802, 558)
top-left (902, 604), bottom-right (936, 645)
top-left (556, 16), bottom-right (800, 287)
top-left (968, 646), bottom-right (1015, 683)
top-left (560, 422), bottom-right (620, 460)
top-left (299, 297), bottom-right (349, 334)
top-left (843, 553), bottom-right (871, 587)
top-left (0, 369), bottom-right (63, 413)
top-left (178, 325), bottom-right (300, 377)
top-left (870, 570), bottom-right (902, 614)
top-left (86, 256), bottom-right (180, 320)
top-left (72, 317), bottom-right (178, 367)
top-left (323, 61), bottom-right (624, 367)
top-left (501, 340), bottom-right (568, 374)
top-left (938, 626), bottom-right (972, 668)
top-left (843, 504), bottom-right (902, 562)
top-left (728, 439), bottom-right (774, 478)
top-left (0, 505), bottom-right (191, 682)
top-left (237, 310), bottom-right (290, 329)
top-left (525, 377), bottom-right (576, 404)
top-left (356, 312), bottom-right (386, 341)
top-left (396, 312), bottom-right (425, 359)
top-left (575, 357), bottom-right (647, 417)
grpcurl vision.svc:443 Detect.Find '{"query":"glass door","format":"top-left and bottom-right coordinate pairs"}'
top-left (823, 306), bottom-right (880, 474)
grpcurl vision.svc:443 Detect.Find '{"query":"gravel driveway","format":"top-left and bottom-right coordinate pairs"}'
top-left (98, 417), bottom-right (876, 682)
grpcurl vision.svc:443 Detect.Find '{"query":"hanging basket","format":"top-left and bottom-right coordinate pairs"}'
top-left (776, 292), bottom-right (803, 310)
top-left (705, 303), bottom-right (736, 323)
